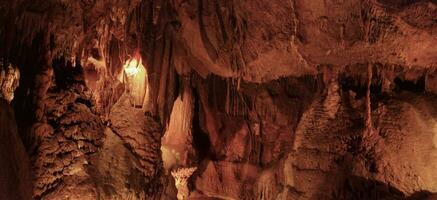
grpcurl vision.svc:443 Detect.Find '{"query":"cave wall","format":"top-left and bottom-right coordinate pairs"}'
top-left (187, 65), bottom-right (437, 199)
top-left (0, 99), bottom-right (32, 200)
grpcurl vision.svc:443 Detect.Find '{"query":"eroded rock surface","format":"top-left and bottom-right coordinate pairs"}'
top-left (32, 79), bottom-right (105, 199)
top-left (88, 128), bottom-right (153, 200)
top-left (109, 93), bottom-right (164, 198)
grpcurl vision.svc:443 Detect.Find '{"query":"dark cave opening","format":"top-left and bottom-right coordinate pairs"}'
top-left (52, 57), bottom-right (85, 89)
top-left (339, 74), bottom-right (383, 99)
top-left (394, 76), bottom-right (426, 93)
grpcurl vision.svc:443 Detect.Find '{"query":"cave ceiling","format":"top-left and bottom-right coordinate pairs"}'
top-left (1, 0), bottom-right (436, 81)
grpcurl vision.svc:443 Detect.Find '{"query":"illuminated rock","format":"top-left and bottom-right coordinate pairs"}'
top-left (0, 63), bottom-right (20, 103)
top-left (123, 58), bottom-right (148, 108)
top-left (171, 167), bottom-right (197, 200)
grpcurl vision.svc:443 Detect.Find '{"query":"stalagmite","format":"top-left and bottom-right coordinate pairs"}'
top-left (161, 77), bottom-right (197, 169)
top-left (171, 167), bottom-right (197, 200)
top-left (365, 63), bottom-right (374, 137)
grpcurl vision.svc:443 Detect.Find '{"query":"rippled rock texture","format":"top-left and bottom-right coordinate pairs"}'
top-left (31, 78), bottom-right (105, 199)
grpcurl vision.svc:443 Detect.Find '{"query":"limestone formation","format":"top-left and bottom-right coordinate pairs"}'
top-left (171, 167), bottom-right (197, 200)
top-left (1, 0), bottom-right (437, 199)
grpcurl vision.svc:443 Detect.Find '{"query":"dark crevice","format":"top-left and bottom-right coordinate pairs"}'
top-left (192, 87), bottom-right (211, 162)
top-left (394, 76), bottom-right (425, 93)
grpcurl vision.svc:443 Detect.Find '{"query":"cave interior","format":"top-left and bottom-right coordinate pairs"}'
top-left (1, 0), bottom-right (437, 199)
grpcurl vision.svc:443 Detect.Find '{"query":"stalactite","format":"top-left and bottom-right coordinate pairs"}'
top-left (195, 77), bottom-right (220, 150)
top-left (225, 77), bottom-right (248, 117)
top-left (234, 79), bottom-right (239, 116)
top-left (157, 40), bottom-right (172, 124)
top-left (322, 66), bottom-right (340, 119)
top-left (226, 78), bottom-right (231, 114)
top-left (247, 120), bottom-right (262, 164)
top-left (16, 11), bottom-right (49, 46)
top-left (198, 0), bottom-right (219, 63)
top-left (365, 63), bottom-right (373, 137)
top-left (31, 31), bottom-right (53, 136)
top-left (225, 0), bottom-right (247, 74)
top-left (161, 77), bottom-right (197, 169)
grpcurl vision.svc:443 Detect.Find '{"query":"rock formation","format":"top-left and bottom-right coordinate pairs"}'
top-left (0, 98), bottom-right (32, 200)
top-left (171, 167), bottom-right (197, 200)
top-left (0, 0), bottom-right (437, 199)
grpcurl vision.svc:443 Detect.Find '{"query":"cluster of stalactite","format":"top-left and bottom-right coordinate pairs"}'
top-left (20, 59), bottom-right (436, 199)
top-left (154, 62), bottom-right (437, 199)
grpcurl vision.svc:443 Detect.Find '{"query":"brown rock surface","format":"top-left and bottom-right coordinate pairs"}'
top-left (0, 99), bottom-right (32, 200)
top-left (88, 128), bottom-right (155, 200)
top-left (32, 80), bottom-right (105, 199)
top-left (109, 93), bottom-right (164, 193)
top-left (1, 0), bottom-right (437, 199)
